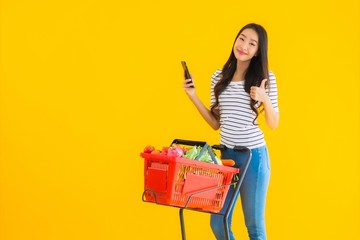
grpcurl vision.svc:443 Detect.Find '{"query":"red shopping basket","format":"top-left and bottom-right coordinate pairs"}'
top-left (140, 151), bottom-right (239, 213)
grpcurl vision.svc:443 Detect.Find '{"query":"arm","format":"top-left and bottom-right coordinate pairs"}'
top-left (261, 95), bottom-right (280, 129)
top-left (250, 78), bottom-right (280, 130)
top-left (183, 79), bottom-right (220, 130)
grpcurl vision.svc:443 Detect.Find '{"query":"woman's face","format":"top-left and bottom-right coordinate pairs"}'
top-left (233, 28), bottom-right (259, 62)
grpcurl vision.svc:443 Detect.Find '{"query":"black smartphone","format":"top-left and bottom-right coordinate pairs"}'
top-left (181, 61), bottom-right (194, 87)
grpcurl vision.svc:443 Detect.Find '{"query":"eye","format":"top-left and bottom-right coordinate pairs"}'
top-left (239, 37), bottom-right (244, 41)
top-left (250, 43), bottom-right (256, 46)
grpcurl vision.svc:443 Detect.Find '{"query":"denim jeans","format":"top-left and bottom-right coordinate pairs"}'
top-left (210, 145), bottom-right (270, 240)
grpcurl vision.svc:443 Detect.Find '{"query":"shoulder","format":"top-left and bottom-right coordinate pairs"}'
top-left (211, 69), bottom-right (222, 84)
top-left (267, 70), bottom-right (279, 97)
top-left (268, 70), bottom-right (277, 84)
top-left (269, 70), bottom-right (276, 80)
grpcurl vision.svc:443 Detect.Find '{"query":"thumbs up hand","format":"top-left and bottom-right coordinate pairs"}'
top-left (250, 79), bottom-right (268, 102)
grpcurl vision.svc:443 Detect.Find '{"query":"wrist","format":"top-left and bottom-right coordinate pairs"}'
top-left (262, 95), bottom-right (271, 107)
top-left (186, 90), bottom-right (196, 97)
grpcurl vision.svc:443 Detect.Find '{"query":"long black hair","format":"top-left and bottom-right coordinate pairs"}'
top-left (211, 23), bottom-right (269, 124)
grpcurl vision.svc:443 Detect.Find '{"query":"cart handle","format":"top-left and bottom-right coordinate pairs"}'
top-left (212, 144), bottom-right (250, 153)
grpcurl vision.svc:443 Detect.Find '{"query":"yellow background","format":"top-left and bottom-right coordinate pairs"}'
top-left (1, 0), bottom-right (359, 239)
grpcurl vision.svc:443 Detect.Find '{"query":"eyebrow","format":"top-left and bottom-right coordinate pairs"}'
top-left (240, 33), bottom-right (258, 43)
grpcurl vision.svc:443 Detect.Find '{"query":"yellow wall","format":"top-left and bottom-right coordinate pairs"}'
top-left (1, 0), bottom-right (359, 239)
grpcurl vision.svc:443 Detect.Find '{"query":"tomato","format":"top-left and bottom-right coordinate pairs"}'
top-left (151, 150), bottom-right (161, 154)
top-left (161, 146), bottom-right (169, 154)
top-left (143, 145), bottom-right (155, 153)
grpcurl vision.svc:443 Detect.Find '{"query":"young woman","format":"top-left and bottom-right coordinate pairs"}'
top-left (182, 23), bottom-right (279, 240)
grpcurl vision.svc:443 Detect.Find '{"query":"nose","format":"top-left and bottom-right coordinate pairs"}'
top-left (242, 43), bottom-right (248, 50)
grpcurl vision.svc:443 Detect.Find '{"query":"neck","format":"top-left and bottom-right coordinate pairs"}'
top-left (233, 61), bottom-right (250, 81)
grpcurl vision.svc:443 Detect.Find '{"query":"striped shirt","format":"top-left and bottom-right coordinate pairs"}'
top-left (210, 69), bottom-right (279, 149)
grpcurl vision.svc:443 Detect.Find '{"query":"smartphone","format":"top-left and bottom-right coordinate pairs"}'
top-left (181, 61), bottom-right (194, 88)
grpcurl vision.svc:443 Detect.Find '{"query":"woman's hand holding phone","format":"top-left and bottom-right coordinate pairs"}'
top-left (181, 61), bottom-right (196, 96)
top-left (183, 78), bottom-right (196, 96)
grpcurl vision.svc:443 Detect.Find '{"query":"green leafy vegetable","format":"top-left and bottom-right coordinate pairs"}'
top-left (183, 146), bottom-right (215, 163)
top-left (183, 146), bottom-right (201, 159)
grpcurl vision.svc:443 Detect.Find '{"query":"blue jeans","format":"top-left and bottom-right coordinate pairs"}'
top-left (210, 145), bottom-right (270, 240)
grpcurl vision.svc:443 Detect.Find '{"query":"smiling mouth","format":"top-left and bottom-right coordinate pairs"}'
top-left (238, 49), bottom-right (247, 55)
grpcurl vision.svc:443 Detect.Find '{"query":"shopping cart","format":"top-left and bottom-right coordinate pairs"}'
top-left (140, 139), bottom-right (251, 240)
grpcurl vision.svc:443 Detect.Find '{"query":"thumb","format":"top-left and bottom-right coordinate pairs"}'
top-left (260, 79), bottom-right (268, 89)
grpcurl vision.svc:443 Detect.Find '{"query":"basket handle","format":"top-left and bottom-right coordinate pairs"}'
top-left (171, 139), bottom-right (221, 164)
top-left (171, 139), bottom-right (208, 147)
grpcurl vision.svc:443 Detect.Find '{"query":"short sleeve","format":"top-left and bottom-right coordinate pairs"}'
top-left (210, 69), bottom-right (222, 108)
top-left (267, 71), bottom-right (279, 112)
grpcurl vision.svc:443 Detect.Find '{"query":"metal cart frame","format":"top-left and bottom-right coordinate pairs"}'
top-left (141, 140), bottom-right (252, 240)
